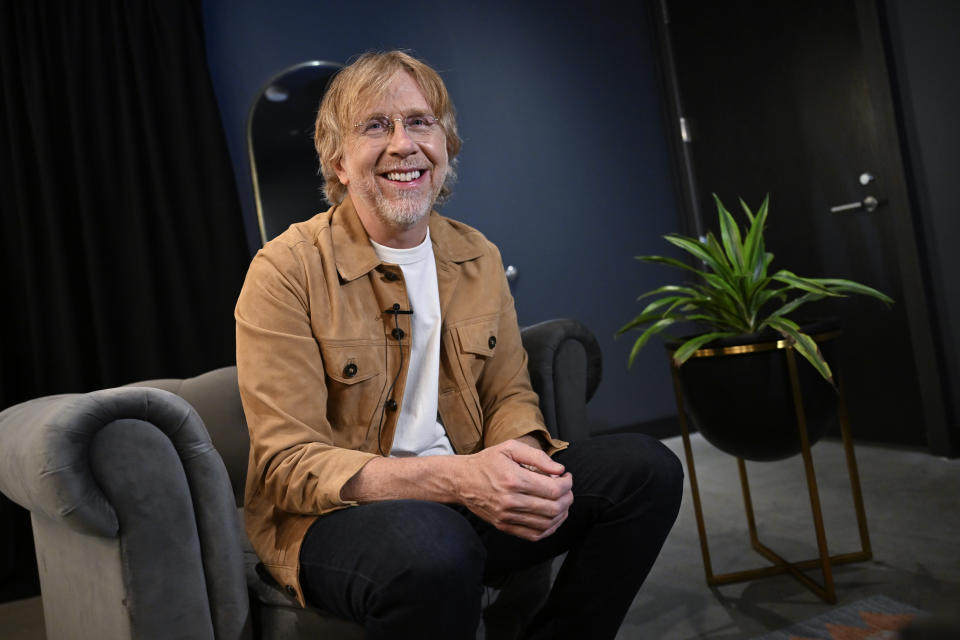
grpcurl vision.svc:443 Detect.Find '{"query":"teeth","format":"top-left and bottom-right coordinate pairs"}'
top-left (385, 170), bottom-right (422, 182)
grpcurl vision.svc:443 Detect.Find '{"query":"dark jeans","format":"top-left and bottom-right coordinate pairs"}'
top-left (299, 433), bottom-right (683, 639)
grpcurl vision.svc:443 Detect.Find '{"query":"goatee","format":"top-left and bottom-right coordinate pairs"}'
top-left (374, 189), bottom-right (432, 228)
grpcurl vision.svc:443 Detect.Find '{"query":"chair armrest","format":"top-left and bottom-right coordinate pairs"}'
top-left (0, 387), bottom-right (250, 640)
top-left (128, 366), bottom-right (248, 508)
top-left (521, 318), bottom-right (602, 442)
top-left (0, 387), bottom-right (211, 536)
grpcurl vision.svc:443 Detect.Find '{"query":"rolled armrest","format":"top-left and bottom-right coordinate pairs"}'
top-left (128, 366), bottom-right (248, 508)
top-left (0, 386), bottom-right (211, 537)
top-left (0, 386), bottom-right (250, 639)
top-left (521, 318), bottom-right (602, 442)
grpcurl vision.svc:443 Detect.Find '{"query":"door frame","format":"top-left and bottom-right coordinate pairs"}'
top-left (649, 0), bottom-right (956, 456)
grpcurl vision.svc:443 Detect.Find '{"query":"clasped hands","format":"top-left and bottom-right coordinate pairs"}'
top-left (457, 439), bottom-right (573, 542)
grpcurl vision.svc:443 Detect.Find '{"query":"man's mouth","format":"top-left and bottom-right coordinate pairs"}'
top-left (383, 169), bottom-right (423, 182)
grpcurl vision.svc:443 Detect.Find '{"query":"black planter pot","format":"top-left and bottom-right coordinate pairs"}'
top-left (667, 319), bottom-right (841, 462)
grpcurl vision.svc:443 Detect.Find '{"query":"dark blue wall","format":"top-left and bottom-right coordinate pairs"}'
top-left (202, 0), bottom-right (682, 431)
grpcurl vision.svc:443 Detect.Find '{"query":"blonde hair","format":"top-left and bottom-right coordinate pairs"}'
top-left (315, 50), bottom-right (462, 205)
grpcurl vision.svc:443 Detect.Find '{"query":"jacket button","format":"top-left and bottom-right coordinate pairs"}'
top-left (488, 336), bottom-right (497, 349)
top-left (343, 363), bottom-right (358, 378)
top-left (391, 327), bottom-right (405, 340)
top-left (385, 399), bottom-right (398, 411)
top-left (384, 271), bottom-right (399, 281)
top-left (284, 585), bottom-right (297, 598)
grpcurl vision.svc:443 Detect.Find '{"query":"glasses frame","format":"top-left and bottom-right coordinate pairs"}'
top-left (351, 113), bottom-right (442, 141)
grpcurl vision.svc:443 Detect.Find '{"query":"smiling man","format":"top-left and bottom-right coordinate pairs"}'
top-left (334, 72), bottom-right (447, 238)
top-left (235, 50), bottom-right (683, 639)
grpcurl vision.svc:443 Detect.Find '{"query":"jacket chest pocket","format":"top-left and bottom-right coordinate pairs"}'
top-left (454, 314), bottom-right (499, 386)
top-left (318, 341), bottom-right (384, 439)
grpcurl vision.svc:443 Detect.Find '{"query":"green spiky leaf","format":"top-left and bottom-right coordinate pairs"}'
top-left (671, 331), bottom-right (738, 366)
top-left (766, 317), bottom-right (834, 385)
top-left (617, 194), bottom-right (893, 383)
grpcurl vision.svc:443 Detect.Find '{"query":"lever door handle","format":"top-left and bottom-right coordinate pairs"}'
top-left (830, 195), bottom-right (883, 213)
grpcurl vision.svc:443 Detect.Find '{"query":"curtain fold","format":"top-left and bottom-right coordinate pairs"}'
top-left (0, 0), bottom-right (249, 407)
top-left (0, 0), bottom-right (251, 599)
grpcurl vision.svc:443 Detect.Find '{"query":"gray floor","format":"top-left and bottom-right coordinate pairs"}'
top-left (618, 433), bottom-right (960, 639)
top-left (2, 433), bottom-right (958, 639)
top-left (0, 595), bottom-right (44, 640)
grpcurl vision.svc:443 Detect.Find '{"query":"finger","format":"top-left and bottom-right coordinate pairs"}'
top-left (501, 512), bottom-right (561, 532)
top-left (474, 504), bottom-right (561, 541)
top-left (498, 524), bottom-right (545, 542)
top-left (538, 510), bottom-right (569, 539)
top-left (508, 442), bottom-right (565, 477)
top-left (498, 492), bottom-right (572, 530)
top-left (502, 494), bottom-right (569, 521)
top-left (497, 513), bottom-right (565, 541)
top-left (500, 508), bottom-right (569, 541)
top-left (516, 470), bottom-right (573, 501)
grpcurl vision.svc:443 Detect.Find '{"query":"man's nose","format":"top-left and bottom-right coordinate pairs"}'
top-left (386, 118), bottom-right (418, 154)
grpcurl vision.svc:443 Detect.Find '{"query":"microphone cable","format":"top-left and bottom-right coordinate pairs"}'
top-left (376, 303), bottom-right (412, 455)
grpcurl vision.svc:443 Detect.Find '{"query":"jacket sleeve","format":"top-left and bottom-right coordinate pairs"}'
top-left (475, 245), bottom-right (568, 455)
top-left (235, 242), bottom-right (378, 516)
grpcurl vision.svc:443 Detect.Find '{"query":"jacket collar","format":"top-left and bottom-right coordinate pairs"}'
top-left (330, 196), bottom-right (484, 282)
top-left (428, 207), bottom-right (484, 265)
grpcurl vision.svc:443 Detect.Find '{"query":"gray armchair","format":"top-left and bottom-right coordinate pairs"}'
top-left (0, 318), bottom-right (601, 639)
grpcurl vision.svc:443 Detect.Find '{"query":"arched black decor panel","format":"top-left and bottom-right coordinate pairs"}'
top-left (247, 61), bottom-right (342, 244)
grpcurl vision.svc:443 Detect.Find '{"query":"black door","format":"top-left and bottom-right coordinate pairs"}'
top-left (656, 0), bottom-right (949, 448)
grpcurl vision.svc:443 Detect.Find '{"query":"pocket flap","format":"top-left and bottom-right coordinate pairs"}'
top-left (456, 316), bottom-right (499, 358)
top-left (319, 341), bottom-right (381, 385)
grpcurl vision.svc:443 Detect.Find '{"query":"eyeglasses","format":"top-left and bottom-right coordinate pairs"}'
top-left (352, 114), bottom-right (441, 141)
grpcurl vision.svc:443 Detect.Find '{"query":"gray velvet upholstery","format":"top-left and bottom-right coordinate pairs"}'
top-left (0, 388), bottom-right (250, 639)
top-left (522, 318), bottom-right (602, 443)
top-left (0, 318), bottom-right (601, 639)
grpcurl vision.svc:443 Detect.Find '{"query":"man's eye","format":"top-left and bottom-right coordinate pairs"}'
top-left (405, 115), bottom-right (434, 130)
top-left (363, 120), bottom-right (385, 133)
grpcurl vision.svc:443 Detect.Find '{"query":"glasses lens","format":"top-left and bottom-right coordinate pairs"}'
top-left (403, 115), bottom-right (438, 140)
top-left (358, 116), bottom-right (392, 137)
top-left (355, 114), bottom-right (440, 139)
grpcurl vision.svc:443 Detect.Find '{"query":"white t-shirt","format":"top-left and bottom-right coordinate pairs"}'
top-left (370, 229), bottom-right (455, 458)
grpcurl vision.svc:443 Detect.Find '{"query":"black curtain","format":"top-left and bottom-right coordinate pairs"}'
top-left (0, 1), bottom-right (250, 600)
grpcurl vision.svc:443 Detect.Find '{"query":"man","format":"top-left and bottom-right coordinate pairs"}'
top-left (236, 50), bottom-right (683, 639)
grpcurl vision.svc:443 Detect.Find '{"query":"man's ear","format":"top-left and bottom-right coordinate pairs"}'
top-left (333, 157), bottom-right (349, 187)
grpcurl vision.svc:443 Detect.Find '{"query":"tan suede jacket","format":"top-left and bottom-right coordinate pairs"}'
top-left (235, 197), bottom-right (567, 605)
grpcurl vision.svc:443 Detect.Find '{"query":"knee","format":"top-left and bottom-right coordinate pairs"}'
top-left (348, 502), bottom-right (486, 636)
top-left (583, 433), bottom-right (684, 513)
top-left (653, 440), bottom-right (684, 516)
top-left (399, 529), bottom-right (485, 589)
top-left (383, 502), bottom-right (486, 595)
top-left (638, 434), bottom-right (684, 490)
top-left (627, 434), bottom-right (684, 508)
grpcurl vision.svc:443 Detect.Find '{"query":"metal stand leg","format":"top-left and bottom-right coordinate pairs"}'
top-left (672, 365), bottom-right (716, 583)
top-left (670, 346), bottom-right (872, 604)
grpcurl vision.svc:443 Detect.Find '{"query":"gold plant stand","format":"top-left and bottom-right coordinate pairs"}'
top-left (671, 341), bottom-right (872, 604)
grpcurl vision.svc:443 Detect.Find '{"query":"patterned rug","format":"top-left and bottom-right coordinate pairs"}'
top-left (755, 595), bottom-right (924, 639)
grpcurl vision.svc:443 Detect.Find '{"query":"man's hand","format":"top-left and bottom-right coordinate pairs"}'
top-left (455, 439), bottom-right (573, 541)
top-left (340, 438), bottom-right (572, 541)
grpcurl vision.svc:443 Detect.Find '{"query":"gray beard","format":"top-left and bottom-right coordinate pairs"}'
top-left (374, 189), bottom-right (432, 228)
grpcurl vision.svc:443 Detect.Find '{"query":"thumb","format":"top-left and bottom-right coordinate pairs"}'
top-left (508, 441), bottom-right (565, 476)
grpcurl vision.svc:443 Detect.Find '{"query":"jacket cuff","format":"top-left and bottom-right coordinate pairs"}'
top-left (519, 426), bottom-right (568, 457)
top-left (312, 449), bottom-right (381, 514)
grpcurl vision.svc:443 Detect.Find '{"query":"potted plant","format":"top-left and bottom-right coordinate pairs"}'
top-left (618, 194), bottom-right (892, 460)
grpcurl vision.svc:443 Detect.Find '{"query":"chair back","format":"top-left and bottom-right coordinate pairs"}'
top-left (247, 60), bottom-right (342, 245)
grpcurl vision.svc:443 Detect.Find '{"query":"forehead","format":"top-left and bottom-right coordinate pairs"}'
top-left (353, 71), bottom-right (433, 119)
